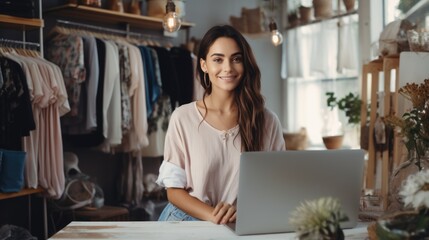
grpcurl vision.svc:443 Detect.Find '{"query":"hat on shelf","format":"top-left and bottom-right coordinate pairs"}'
top-left (63, 152), bottom-right (82, 177)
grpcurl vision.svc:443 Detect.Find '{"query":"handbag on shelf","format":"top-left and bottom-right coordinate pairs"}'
top-left (0, 149), bottom-right (26, 193)
top-left (54, 152), bottom-right (104, 210)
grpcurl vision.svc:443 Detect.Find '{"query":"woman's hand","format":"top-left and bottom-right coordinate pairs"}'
top-left (211, 202), bottom-right (236, 224)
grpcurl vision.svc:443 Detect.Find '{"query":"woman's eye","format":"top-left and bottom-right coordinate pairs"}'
top-left (213, 58), bottom-right (223, 63)
top-left (232, 56), bottom-right (243, 63)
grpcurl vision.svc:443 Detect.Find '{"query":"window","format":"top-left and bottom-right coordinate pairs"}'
top-left (282, 13), bottom-right (359, 148)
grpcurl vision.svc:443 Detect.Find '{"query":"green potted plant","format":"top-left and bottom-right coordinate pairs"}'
top-left (323, 92), bottom-right (362, 149)
top-left (326, 92), bottom-right (362, 125)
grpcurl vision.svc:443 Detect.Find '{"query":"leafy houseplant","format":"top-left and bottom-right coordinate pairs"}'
top-left (384, 79), bottom-right (429, 211)
top-left (323, 92), bottom-right (362, 149)
top-left (326, 92), bottom-right (362, 126)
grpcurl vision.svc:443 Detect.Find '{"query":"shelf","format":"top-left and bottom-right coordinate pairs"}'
top-left (45, 4), bottom-right (195, 31)
top-left (0, 188), bottom-right (44, 200)
top-left (0, 14), bottom-right (44, 30)
top-left (286, 10), bottom-right (357, 30)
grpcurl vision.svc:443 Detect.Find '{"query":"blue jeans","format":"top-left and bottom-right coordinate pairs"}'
top-left (158, 202), bottom-right (200, 221)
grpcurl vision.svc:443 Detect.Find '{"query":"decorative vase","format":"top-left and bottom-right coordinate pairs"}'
top-left (387, 150), bottom-right (429, 212)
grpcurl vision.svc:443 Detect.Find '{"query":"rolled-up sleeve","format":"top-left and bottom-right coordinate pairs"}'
top-left (156, 161), bottom-right (187, 188)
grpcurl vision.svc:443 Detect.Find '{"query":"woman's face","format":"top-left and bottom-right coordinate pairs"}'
top-left (200, 37), bottom-right (244, 93)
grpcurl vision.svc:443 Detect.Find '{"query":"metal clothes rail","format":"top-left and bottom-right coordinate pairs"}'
top-left (0, 38), bottom-right (40, 49)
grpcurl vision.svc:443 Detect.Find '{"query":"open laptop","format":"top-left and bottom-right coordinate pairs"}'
top-left (227, 149), bottom-right (365, 235)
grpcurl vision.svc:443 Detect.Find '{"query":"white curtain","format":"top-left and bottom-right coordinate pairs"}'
top-left (282, 14), bottom-right (358, 79)
top-left (282, 14), bottom-right (359, 147)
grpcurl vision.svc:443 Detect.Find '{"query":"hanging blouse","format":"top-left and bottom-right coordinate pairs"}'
top-left (45, 33), bottom-right (86, 118)
top-left (0, 57), bottom-right (35, 150)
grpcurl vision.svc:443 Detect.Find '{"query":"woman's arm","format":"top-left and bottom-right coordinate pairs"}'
top-left (167, 188), bottom-right (236, 224)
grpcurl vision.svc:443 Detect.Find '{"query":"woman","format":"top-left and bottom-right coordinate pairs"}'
top-left (156, 25), bottom-right (285, 224)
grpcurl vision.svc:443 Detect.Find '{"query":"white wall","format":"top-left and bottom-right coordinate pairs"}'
top-left (184, 0), bottom-right (284, 123)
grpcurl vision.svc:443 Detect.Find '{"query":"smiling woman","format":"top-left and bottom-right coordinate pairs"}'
top-left (155, 24), bottom-right (286, 224)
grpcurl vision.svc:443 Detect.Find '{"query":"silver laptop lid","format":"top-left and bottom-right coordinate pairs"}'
top-left (234, 149), bottom-right (365, 235)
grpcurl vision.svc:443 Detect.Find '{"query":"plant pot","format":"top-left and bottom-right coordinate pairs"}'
top-left (322, 135), bottom-right (344, 149)
top-left (376, 210), bottom-right (429, 239)
top-left (299, 6), bottom-right (312, 23)
top-left (343, 0), bottom-right (356, 12)
top-left (313, 0), bottom-right (332, 19)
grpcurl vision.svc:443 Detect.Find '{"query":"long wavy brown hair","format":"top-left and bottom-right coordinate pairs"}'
top-left (196, 25), bottom-right (265, 151)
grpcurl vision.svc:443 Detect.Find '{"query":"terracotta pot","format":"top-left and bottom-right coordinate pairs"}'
top-left (343, 0), bottom-right (355, 12)
top-left (322, 135), bottom-right (343, 149)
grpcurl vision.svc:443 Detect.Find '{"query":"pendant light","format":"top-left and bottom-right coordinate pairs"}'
top-left (269, 20), bottom-right (283, 46)
top-left (269, 0), bottom-right (283, 46)
top-left (163, 0), bottom-right (182, 33)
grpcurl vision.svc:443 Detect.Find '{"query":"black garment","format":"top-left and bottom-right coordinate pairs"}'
top-left (169, 47), bottom-right (194, 107)
top-left (0, 57), bottom-right (35, 150)
top-left (150, 46), bottom-right (180, 110)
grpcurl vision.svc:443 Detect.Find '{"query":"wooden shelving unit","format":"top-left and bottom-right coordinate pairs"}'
top-left (0, 188), bottom-right (44, 200)
top-left (286, 10), bottom-right (357, 30)
top-left (0, 4), bottom-right (47, 238)
top-left (0, 14), bottom-right (44, 30)
top-left (44, 4), bottom-right (195, 31)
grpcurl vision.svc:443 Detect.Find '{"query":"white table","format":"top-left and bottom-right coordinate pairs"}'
top-left (50, 221), bottom-right (369, 239)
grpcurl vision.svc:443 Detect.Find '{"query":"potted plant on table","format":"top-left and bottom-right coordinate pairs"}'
top-left (323, 92), bottom-right (362, 149)
top-left (375, 169), bottom-right (429, 239)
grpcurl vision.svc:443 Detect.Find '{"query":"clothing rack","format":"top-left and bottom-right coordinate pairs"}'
top-left (0, 38), bottom-right (41, 49)
top-left (56, 19), bottom-right (166, 41)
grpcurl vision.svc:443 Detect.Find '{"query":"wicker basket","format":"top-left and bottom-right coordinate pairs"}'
top-left (283, 128), bottom-right (308, 150)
